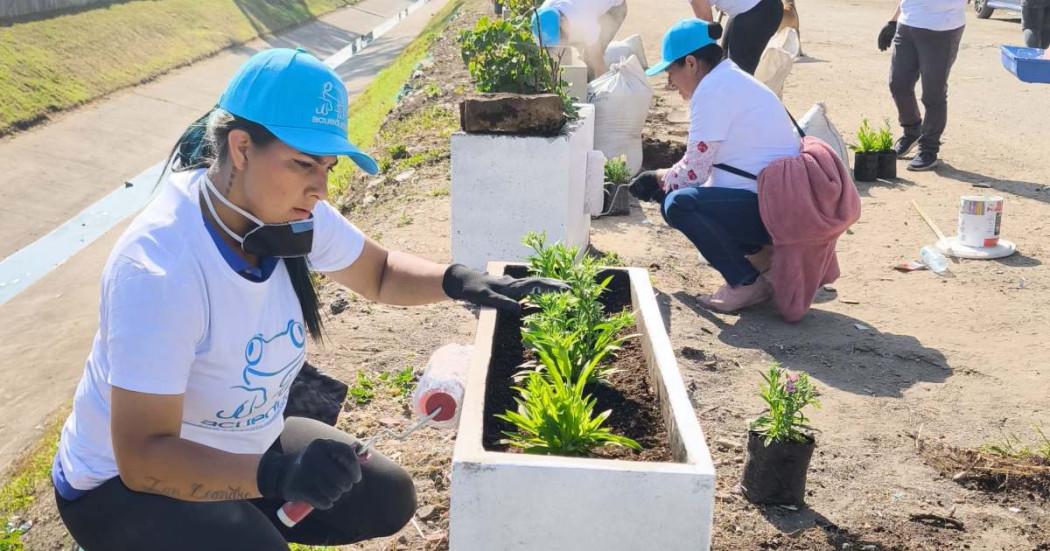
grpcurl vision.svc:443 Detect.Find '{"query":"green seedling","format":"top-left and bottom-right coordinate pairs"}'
top-left (348, 371), bottom-right (376, 405)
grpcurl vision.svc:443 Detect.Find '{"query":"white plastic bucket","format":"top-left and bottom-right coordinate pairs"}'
top-left (957, 195), bottom-right (1004, 248)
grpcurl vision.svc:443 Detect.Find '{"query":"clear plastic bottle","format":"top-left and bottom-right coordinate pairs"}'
top-left (920, 245), bottom-right (950, 275)
top-left (411, 343), bottom-right (472, 429)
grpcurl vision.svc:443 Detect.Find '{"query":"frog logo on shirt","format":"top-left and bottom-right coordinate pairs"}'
top-left (205, 319), bottom-right (306, 429)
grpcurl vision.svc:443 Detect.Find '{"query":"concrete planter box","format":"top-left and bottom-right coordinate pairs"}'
top-left (451, 104), bottom-right (595, 270)
top-left (449, 262), bottom-right (716, 551)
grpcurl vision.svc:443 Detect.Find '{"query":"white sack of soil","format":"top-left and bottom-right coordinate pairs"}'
top-left (604, 34), bottom-right (648, 69)
top-left (754, 27), bottom-right (800, 98)
top-left (587, 55), bottom-right (653, 176)
top-left (798, 102), bottom-right (851, 169)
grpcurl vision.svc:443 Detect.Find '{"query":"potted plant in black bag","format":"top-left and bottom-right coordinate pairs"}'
top-left (849, 119), bottom-right (879, 182)
top-left (602, 156), bottom-right (631, 216)
top-left (740, 363), bottom-right (820, 506)
top-left (874, 119), bottom-right (896, 180)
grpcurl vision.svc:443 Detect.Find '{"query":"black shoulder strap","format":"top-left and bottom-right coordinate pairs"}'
top-left (787, 109), bottom-right (806, 138)
top-left (713, 163), bottom-right (759, 181)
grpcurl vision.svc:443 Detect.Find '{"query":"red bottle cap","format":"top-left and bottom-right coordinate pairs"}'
top-left (422, 391), bottom-right (457, 422)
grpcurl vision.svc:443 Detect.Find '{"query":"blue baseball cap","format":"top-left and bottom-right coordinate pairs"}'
top-left (218, 48), bottom-right (379, 175)
top-left (645, 18), bottom-right (719, 77)
top-left (531, 8), bottom-right (561, 46)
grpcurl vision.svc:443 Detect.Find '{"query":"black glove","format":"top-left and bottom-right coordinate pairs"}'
top-left (878, 21), bottom-right (897, 51)
top-left (257, 439), bottom-right (363, 510)
top-left (443, 264), bottom-right (569, 315)
top-left (628, 171), bottom-right (667, 204)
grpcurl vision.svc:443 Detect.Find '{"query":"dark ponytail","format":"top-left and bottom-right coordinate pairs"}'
top-left (166, 109), bottom-right (326, 342)
top-left (674, 23), bottom-right (724, 71)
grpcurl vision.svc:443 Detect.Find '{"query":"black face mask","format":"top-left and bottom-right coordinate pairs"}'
top-left (202, 174), bottom-right (314, 258)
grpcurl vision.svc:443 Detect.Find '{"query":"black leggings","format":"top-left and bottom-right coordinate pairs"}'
top-left (724, 0), bottom-right (785, 74)
top-left (55, 417), bottom-right (417, 550)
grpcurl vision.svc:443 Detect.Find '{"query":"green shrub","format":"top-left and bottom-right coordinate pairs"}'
top-left (604, 156), bottom-right (631, 185)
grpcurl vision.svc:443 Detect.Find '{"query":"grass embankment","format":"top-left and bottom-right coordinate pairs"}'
top-left (330, 0), bottom-right (464, 198)
top-left (0, 0), bottom-right (361, 136)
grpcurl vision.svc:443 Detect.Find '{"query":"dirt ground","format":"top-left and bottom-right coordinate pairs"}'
top-left (16, 0), bottom-right (1050, 549)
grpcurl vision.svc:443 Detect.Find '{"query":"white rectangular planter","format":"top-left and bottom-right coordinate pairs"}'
top-left (450, 263), bottom-right (716, 551)
top-left (451, 104), bottom-right (594, 271)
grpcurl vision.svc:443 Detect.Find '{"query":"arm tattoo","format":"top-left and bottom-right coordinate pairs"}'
top-left (141, 477), bottom-right (250, 501)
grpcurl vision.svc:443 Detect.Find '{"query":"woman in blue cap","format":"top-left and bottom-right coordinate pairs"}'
top-left (688, 0), bottom-right (783, 75)
top-left (629, 19), bottom-right (800, 313)
top-left (532, 0), bottom-right (628, 79)
top-left (50, 48), bottom-right (565, 550)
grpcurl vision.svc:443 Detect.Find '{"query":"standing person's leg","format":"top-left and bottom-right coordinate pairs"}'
top-left (56, 477), bottom-right (287, 551)
top-left (723, 0), bottom-right (784, 74)
top-left (585, 0), bottom-right (628, 79)
top-left (1040, 5), bottom-right (1050, 48)
top-left (597, 0), bottom-right (628, 55)
top-left (889, 23), bottom-right (923, 157)
top-left (910, 25), bottom-right (964, 169)
top-left (254, 417), bottom-right (417, 546)
top-left (1023, 0), bottom-right (1041, 47)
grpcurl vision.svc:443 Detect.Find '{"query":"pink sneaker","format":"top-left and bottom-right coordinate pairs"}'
top-left (700, 277), bottom-right (773, 313)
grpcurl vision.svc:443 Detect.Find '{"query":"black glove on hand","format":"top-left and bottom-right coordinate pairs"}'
top-left (878, 21), bottom-right (897, 51)
top-left (628, 171), bottom-right (667, 204)
top-left (443, 264), bottom-right (569, 315)
top-left (257, 439), bottom-right (363, 510)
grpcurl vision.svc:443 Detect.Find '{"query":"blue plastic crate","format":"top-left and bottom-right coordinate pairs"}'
top-left (1001, 45), bottom-right (1050, 84)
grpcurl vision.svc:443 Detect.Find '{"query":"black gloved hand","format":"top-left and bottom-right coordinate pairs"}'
top-left (443, 264), bottom-right (569, 315)
top-left (257, 439), bottom-right (363, 510)
top-left (878, 21), bottom-right (897, 51)
top-left (628, 171), bottom-right (667, 204)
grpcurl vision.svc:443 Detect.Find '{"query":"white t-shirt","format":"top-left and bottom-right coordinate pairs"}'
top-left (688, 59), bottom-right (801, 192)
top-left (899, 0), bottom-right (966, 31)
top-left (56, 168), bottom-right (366, 491)
top-left (541, 0), bottom-right (624, 47)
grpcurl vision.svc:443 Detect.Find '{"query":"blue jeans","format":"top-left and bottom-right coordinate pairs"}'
top-left (661, 186), bottom-right (771, 287)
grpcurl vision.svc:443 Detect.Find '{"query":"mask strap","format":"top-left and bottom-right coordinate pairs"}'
top-left (201, 173), bottom-right (264, 245)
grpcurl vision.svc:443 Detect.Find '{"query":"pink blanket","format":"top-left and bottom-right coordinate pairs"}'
top-left (758, 137), bottom-right (861, 322)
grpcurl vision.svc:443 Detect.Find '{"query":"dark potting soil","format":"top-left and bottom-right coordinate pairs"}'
top-left (482, 267), bottom-right (675, 462)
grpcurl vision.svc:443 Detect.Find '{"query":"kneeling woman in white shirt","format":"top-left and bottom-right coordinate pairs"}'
top-left (630, 18), bottom-right (800, 313)
top-left (51, 48), bottom-right (565, 550)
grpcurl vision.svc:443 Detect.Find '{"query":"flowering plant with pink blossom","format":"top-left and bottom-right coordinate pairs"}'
top-left (750, 363), bottom-right (820, 445)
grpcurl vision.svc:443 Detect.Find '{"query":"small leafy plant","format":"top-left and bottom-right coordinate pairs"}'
top-left (457, 15), bottom-right (577, 120)
top-left (498, 232), bottom-right (639, 455)
top-left (604, 156), bottom-right (631, 185)
top-left (750, 363), bottom-right (820, 445)
top-left (983, 426), bottom-right (1050, 461)
top-left (874, 119), bottom-right (894, 152)
top-left (497, 365), bottom-right (640, 455)
top-left (849, 118), bottom-right (880, 153)
top-left (377, 366), bottom-right (417, 400)
top-left (348, 371), bottom-right (376, 405)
